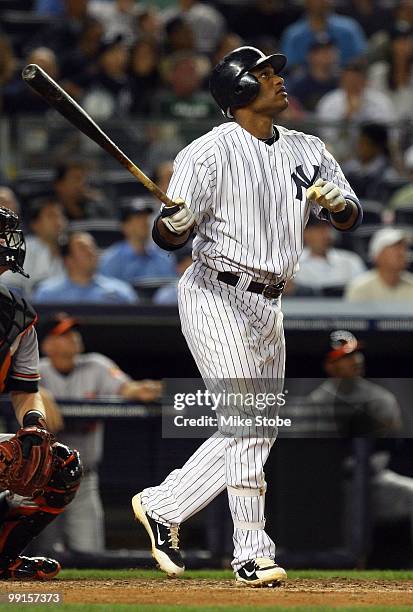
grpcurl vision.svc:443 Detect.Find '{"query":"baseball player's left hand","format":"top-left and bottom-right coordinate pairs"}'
top-left (161, 199), bottom-right (195, 235)
top-left (306, 178), bottom-right (346, 213)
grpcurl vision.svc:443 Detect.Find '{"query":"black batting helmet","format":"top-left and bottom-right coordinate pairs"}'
top-left (0, 206), bottom-right (28, 277)
top-left (210, 46), bottom-right (287, 119)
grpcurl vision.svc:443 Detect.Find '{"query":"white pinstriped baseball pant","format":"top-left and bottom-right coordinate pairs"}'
top-left (142, 262), bottom-right (286, 570)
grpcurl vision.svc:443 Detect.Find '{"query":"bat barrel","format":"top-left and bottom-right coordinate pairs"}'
top-left (21, 63), bottom-right (176, 208)
top-left (21, 64), bottom-right (38, 81)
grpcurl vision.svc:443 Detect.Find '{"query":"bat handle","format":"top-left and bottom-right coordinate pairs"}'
top-left (126, 163), bottom-right (177, 208)
top-left (157, 192), bottom-right (176, 208)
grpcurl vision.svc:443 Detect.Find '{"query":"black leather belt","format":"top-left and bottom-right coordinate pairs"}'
top-left (217, 272), bottom-right (285, 299)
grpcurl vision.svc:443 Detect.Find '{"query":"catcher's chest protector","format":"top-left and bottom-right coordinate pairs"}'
top-left (0, 285), bottom-right (37, 392)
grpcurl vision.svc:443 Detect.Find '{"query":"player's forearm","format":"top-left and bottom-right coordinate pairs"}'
top-left (120, 380), bottom-right (163, 402)
top-left (152, 216), bottom-right (191, 251)
top-left (10, 391), bottom-right (46, 427)
top-left (120, 381), bottom-right (143, 401)
top-left (329, 199), bottom-right (362, 232)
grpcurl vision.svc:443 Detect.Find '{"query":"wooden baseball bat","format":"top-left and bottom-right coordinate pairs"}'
top-left (21, 64), bottom-right (175, 207)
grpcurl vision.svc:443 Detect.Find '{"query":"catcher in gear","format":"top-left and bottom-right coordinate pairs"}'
top-left (0, 206), bottom-right (82, 580)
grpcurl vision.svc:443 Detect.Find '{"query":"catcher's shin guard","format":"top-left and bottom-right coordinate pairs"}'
top-left (0, 444), bottom-right (82, 568)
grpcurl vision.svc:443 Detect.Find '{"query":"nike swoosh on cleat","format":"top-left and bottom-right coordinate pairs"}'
top-left (156, 525), bottom-right (166, 546)
top-left (243, 569), bottom-right (257, 578)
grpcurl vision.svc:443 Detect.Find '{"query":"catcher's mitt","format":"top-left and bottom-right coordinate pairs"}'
top-left (0, 427), bottom-right (55, 497)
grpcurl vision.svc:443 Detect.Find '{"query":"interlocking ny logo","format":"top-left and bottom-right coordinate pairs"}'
top-left (291, 165), bottom-right (320, 200)
top-left (5, 255), bottom-right (15, 261)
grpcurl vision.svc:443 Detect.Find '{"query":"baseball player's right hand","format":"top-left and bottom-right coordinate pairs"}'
top-left (306, 179), bottom-right (346, 213)
top-left (160, 199), bottom-right (195, 235)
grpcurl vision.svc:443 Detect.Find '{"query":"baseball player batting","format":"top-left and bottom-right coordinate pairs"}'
top-left (132, 46), bottom-right (362, 587)
top-left (0, 207), bottom-right (82, 580)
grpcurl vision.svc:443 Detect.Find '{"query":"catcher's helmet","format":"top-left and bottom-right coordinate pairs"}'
top-left (0, 206), bottom-right (28, 277)
top-left (210, 46), bottom-right (287, 119)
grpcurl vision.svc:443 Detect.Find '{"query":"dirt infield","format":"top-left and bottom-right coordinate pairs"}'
top-left (1, 578), bottom-right (413, 607)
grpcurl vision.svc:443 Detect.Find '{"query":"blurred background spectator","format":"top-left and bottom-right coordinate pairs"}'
top-left (0, 34), bottom-right (17, 97)
top-left (293, 216), bottom-right (366, 296)
top-left (154, 160), bottom-right (174, 194)
top-left (143, 123), bottom-right (185, 176)
top-left (82, 34), bottom-right (132, 119)
top-left (99, 198), bottom-right (176, 285)
top-left (342, 123), bottom-right (401, 201)
top-left (33, 231), bottom-right (138, 304)
top-left (389, 144), bottom-right (413, 209)
top-left (368, 22), bottom-right (413, 121)
top-left (316, 60), bottom-right (395, 154)
top-left (53, 160), bottom-right (112, 220)
top-left (1, 198), bottom-right (66, 297)
top-left (163, 16), bottom-right (195, 55)
top-left (162, 0), bottom-right (226, 55)
top-left (59, 17), bottom-right (104, 91)
top-left (317, 59), bottom-right (394, 125)
top-left (154, 52), bottom-right (215, 119)
top-left (338, 0), bottom-right (393, 39)
top-left (89, 0), bottom-right (140, 45)
top-left (282, 278), bottom-right (318, 297)
top-left (3, 47), bottom-right (59, 115)
top-left (308, 332), bottom-right (413, 557)
top-left (36, 313), bottom-right (162, 554)
top-left (229, 0), bottom-right (301, 47)
top-left (345, 228), bottom-right (413, 301)
top-left (31, 0), bottom-right (91, 56)
top-left (281, 0), bottom-right (367, 72)
top-left (212, 32), bottom-right (243, 66)
top-left (35, 0), bottom-right (65, 16)
top-left (309, 331), bottom-right (402, 437)
top-left (288, 34), bottom-right (339, 113)
top-left (129, 37), bottom-right (161, 115)
top-left (0, 186), bottom-right (20, 215)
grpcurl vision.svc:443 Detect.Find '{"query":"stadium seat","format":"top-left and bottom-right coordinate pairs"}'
top-left (321, 285), bottom-right (345, 298)
top-left (381, 177), bottom-right (411, 201)
top-left (359, 200), bottom-right (383, 224)
top-left (0, 1), bottom-right (34, 12)
top-left (104, 171), bottom-right (150, 200)
top-left (394, 205), bottom-right (413, 225)
top-left (0, 11), bottom-right (58, 55)
top-left (133, 277), bottom-right (177, 302)
top-left (342, 223), bottom-right (383, 262)
top-left (14, 171), bottom-right (54, 219)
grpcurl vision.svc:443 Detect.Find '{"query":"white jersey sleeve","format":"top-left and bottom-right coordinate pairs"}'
top-left (166, 138), bottom-right (215, 222)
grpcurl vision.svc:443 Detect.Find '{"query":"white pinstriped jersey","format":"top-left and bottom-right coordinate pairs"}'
top-left (143, 121), bottom-right (360, 571)
top-left (166, 122), bottom-right (358, 283)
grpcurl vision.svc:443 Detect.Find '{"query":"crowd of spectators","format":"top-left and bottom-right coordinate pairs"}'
top-left (0, 0), bottom-right (412, 127)
top-left (1, 168), bottom-right (411, 303)
top-left (0, 0), bottom-right (412, 304)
